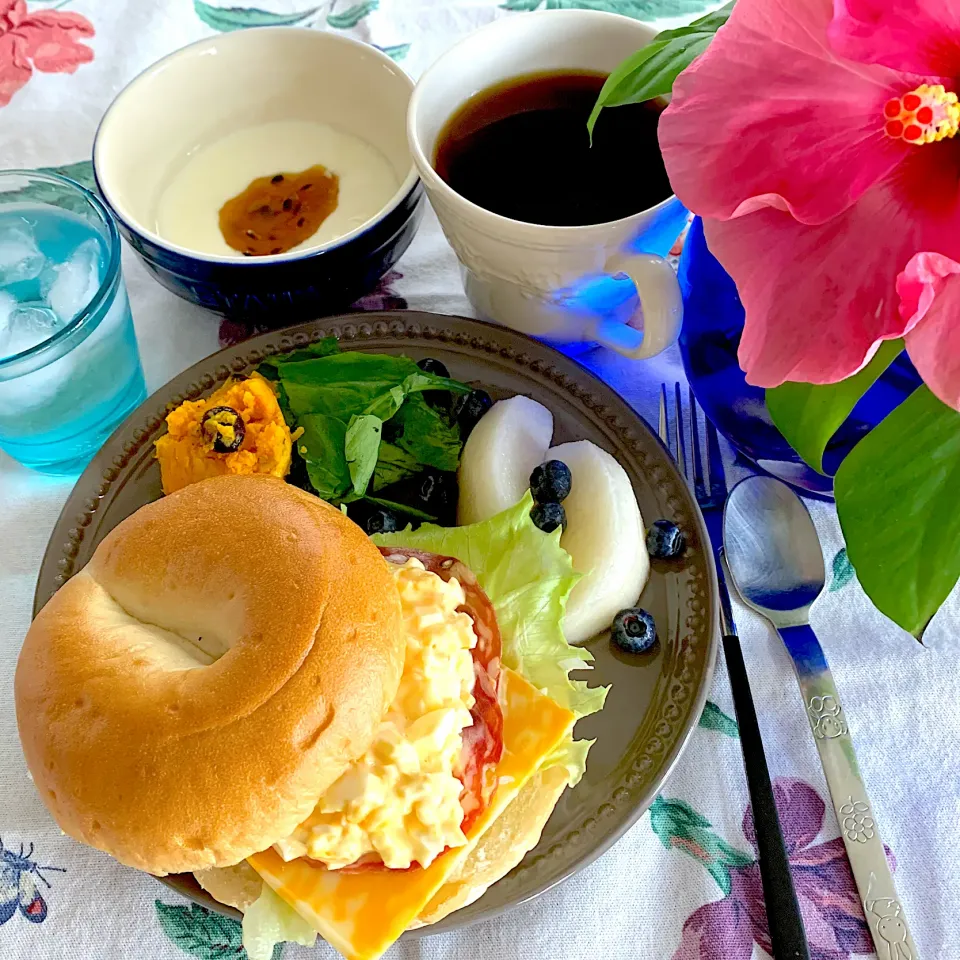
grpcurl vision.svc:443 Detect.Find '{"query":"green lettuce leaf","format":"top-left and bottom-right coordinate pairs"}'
top-left (241, 884), bottom-right (316, 960)
top-left (373, 493), bottom-right (608, 783)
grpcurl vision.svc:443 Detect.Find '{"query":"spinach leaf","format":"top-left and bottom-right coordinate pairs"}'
top-left (394, 395), bottom-right (463, 472)
top-left (258, 337), bottom-right (340, 379)
top-left (364, 495), bottom-right (437, 523)
top-left (297, 414), bottom-right (352, 501)
top-left (259, 347), bottom-right (471, 509)
top-left (373, 442), bottom-right (422, 492)
top-left (345, 415), bottom-right (383, 498)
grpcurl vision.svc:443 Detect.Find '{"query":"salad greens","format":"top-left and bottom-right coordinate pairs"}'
top-left (259, 339), bottom-right (471, 513)
top-left (242, 883), bottom-right (317, 960)
top-left (373, 492), bottom-right (608, 785)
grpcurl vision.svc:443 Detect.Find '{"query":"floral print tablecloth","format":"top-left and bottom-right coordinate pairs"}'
top-left (1, 2), bottom-right (958, 959)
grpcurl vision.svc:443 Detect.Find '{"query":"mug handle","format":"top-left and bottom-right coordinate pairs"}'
top-left (593, 252), bottom-right (683, 359)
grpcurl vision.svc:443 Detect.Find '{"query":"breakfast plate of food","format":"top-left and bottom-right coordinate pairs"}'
top-left (23, 310), bottom-right (716, 960)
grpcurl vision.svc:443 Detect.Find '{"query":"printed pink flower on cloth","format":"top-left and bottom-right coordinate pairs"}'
top-left (658, 0), bottom-right (960, 410)
top-left (0, 0), bottom-right (94, 108)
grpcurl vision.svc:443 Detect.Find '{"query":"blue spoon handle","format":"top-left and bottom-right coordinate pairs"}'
top-left (778, 625), bottom-right (918, 960)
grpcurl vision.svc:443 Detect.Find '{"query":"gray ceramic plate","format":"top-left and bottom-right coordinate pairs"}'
top-left (34, 310), bottom-right (717, 937)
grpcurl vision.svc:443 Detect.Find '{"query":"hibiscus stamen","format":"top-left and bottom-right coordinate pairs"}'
top-left (884, 84), bottom-right (960, 144)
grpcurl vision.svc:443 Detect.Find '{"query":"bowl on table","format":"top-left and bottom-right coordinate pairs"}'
top-left (93, 28), bottom-right (422, 322)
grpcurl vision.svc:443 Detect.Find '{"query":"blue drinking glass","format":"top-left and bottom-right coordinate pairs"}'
top-left (0, 171), bottom-right (147, 475)
top-left (677, 217), bottom-right (922, 497)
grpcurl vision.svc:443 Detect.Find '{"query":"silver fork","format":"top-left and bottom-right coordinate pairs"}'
top-left (660, 383), bottom-right (810, 960)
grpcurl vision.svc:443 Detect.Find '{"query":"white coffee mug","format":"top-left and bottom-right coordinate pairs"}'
top-left (407, 10), bottom-right (685, 359)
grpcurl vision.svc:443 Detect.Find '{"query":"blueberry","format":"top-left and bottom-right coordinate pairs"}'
top-left (531, 501), bottom-right (566, 533)
top-left (530, 460), bottom-right (572, 503)
top-left (645, 519), bottom-right (685, 560)
top-left (416, 357), bottom-right (450, 379)
top-left (453, 389), bottom-right (493, 437)
top-left (365, 508), bottom-right (398, 535)
top-left (611, 608), bottom-right (657, 654)
top-left (417, 468), bottom-right (458, 515)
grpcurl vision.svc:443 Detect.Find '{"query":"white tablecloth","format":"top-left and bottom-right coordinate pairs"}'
top-left (1, 3), bottom-right (958, 959)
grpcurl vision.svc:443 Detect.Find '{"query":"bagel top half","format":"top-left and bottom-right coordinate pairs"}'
top-left (15, 476), bottom-right (404, 876)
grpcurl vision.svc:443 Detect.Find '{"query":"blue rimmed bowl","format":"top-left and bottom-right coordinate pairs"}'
top-left (92, 28), bottom-right (423, 322)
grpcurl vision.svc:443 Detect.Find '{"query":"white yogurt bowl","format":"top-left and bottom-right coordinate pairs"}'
top-left (93, 28), bottom-right (422, 320)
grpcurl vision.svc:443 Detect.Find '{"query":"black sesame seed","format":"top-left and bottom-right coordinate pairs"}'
top-left (258, 204), bottom-right (271, 215)
top-left (282, 198), bottom-right (293, 211)
top-left (270, 247), bottom-right (281, 254)
top-left (271, 174), bottom-right (284, 184)
top-left (245, 229), bottom-right (257, 239)
top-left (300, 183), bottom-right (312, 191)
top-left (297, 217), bottom-right (305, 227)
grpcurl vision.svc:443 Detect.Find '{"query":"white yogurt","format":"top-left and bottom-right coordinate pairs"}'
top-left (154, 119), bottom-right (400, 257)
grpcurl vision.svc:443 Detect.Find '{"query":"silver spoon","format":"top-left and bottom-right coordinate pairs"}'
top-left (723, 476), bottom-right (917, 960)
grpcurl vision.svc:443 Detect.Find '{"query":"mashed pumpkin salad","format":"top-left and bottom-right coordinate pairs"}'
top-left (154, 374), bottom-right (296, 495)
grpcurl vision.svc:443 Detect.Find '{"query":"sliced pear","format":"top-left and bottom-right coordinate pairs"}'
top-left (457, 396), bottom-right (554, 525)
top-left (548, 440), bottom-right (650, 645)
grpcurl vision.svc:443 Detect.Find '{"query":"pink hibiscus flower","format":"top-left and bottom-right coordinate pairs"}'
top-left (658, 0), bottom-right (960, 411)
top-left (0, 0), bottom-right (94, 108)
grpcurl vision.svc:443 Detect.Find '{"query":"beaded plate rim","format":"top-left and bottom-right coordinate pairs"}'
top-left (34, 310), bottom-right (718, 939)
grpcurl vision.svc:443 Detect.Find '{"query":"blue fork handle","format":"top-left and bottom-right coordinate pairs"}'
top-left (779, 625), bottom-right (918, 959)
top-left (720, 628), bottom-right (810, 959)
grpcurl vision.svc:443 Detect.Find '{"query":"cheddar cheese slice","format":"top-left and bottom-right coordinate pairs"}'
top-left (248, 668), bottom-right (575, 960)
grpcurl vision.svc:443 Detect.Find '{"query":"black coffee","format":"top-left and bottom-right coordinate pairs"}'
top-left (433, 70), bottom-right (671, 227)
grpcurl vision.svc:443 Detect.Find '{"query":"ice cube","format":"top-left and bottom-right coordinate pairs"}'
top-left (0, 302), bottom-right (65, 358)
top-left (43, 239), bottom-right (103, 323)
top-left (0, 290), bottom-right (16, 356)
top-left (0, 222), bottom-right (45, 286)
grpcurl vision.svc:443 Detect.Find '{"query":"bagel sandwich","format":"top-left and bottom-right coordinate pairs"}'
top-left (16, 475), bottom-right (606, 960)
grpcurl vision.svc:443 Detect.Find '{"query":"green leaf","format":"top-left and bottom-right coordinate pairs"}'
top-left (829, 547), bottom-right (855, 593)
top-left (379, 43), bottom-right (410, 61)
top-left (265, 351), bottom-right (469, 506)
top-left (155, 901), bottom-right (246, 959)
top-left (835, 385), bottom-right (960, 637)
top-left (374, 493), bottom-right (607, 785)
top-left (241, 885), bottom-right (315, 960)
top-left (699, 700), bottom-right (739, 738)
top-left (503, 0), bottom-right (713, 14)
top-left (345, 414), bottom-right (383, 497)
top-left (327, 0), bottom-right (378, 28)
top-left (296, 413), bottom-right (352, 501)
top-left (393, 394), bottom-right (463, 472)
top-left (371, 441), bottom-right (421, 492)
top-left (364, 495), bottom-right (437, 522)
top-left (194, 0), bottom-right (319, 31)
top-left (36, 159), bottom-right (96, 192)
top-left (258, 337), bottom-right (339, 378)
top-left (586, 1), bottom-right (733, 139)
top-left (766, 340), bottom-right (904, 474)
top-left (12, 160), bottom-right (97, 215)
top-left (650, 796), bottom-right (753, 895)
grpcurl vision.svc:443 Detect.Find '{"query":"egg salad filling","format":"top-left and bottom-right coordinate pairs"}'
top-left (275, 558), bottom-right (478, 870)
